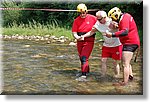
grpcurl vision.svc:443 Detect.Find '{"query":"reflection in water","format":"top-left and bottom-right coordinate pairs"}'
top-left (2, 39), bottom-right (143, 95)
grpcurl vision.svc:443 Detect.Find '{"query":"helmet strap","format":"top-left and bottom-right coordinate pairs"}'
top-left (117, 13), bottom-right (123, 23)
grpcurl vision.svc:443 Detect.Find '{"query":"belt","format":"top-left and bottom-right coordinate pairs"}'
top-left (77, 32), bottom-right (87, 36)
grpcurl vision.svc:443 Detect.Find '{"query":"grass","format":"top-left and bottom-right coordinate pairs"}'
top-left (2, 21), bottom-right (74, 40)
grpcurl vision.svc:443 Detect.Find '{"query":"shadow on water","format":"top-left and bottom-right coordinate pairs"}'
top-left (2, 39), bottom-right (143, 95)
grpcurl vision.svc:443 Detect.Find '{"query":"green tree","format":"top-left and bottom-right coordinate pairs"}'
top-left (2, 1), bottom-right (22, 26)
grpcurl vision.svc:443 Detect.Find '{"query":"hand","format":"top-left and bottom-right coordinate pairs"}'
top-left (80, 35), bottom-right (84, 40)
top-left (77, 36), bottom-right (84, 41)
top-left (102, 33), bottom-right (106, 36)
top-left (105, 30), bottom-right (112, 38)
top-left (106, 33), bottom-right (112, 38)
top-left (112, 21), bottom-right (118, 27)
top-left (109, 21), bottom-right (118, 29)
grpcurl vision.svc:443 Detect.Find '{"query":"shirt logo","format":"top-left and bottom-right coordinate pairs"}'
top-left (116, 52), bottom-right (120, 55)
top-left (87, 22), bottom-right (90, 24)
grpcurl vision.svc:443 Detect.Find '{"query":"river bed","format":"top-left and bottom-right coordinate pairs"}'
top-left (1, 39), bottom-right (143, 95)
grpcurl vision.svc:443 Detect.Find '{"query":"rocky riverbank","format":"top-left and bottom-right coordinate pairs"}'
top-left (1, 34), bottom-right (77, 45)
top-left (1, 34), bottom-right (104, 46)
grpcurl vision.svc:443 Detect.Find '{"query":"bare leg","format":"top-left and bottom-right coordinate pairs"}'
top-left (101, 57), bottom-right (107, 77)
top-left (129, 64), bottom-right (133, 76)
top-left (129, 64), bottom-right (134, 80)
top-left (113, 60), bottom-right (120, 78)
top-left (122, 51), bottom-right (133, 84)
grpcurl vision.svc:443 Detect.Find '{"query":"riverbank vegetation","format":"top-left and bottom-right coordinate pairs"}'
top-left (1, 0), bottom-right (143, 42)
top-left (2, 20), bottom-right (73, 39)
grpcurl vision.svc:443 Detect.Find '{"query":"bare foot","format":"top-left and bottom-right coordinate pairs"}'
top-left (114, 74), bottom-right (120, 78)
top-left (112, 81), bottom-right (128, 86)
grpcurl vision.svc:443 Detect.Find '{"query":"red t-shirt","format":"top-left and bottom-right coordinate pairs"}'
top-left (72, 14), bottom-right (97, 32)
top-left (114, 13), bottom-right (140, 46)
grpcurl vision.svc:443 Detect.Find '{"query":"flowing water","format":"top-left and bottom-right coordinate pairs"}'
top-left (2, 39), bottom-right (143, 95)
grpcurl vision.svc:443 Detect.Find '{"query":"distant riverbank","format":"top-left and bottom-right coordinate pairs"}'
top-left (2, 34), bottom-right (71, 43)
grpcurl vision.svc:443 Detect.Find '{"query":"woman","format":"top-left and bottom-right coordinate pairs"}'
top-left (105, 7), bottom-right (140, 86)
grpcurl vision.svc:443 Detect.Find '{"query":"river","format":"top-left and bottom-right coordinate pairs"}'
top-left (2, 39), bottom-right (143, 95)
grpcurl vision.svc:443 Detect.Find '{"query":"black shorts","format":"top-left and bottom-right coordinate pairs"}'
top-left (123, 44), bottom-right (139, 52)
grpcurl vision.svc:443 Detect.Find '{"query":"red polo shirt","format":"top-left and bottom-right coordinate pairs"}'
top-left (72, 14), bottom-right (97, 32)
top-left (114, 13), bottom-right (140, 46)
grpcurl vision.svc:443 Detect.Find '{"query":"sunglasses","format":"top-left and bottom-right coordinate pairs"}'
top-left (80, 12), bottom-right (86, 14)
top-left (97, 17), bottom-right (103, 21)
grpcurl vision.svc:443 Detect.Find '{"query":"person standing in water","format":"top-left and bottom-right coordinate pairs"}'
top-left (81, 10), bottom-right (122, 78)
top-left (105, 7), bottom-right (140, 86)
top-left (72, 3), bottom-right (97, 81)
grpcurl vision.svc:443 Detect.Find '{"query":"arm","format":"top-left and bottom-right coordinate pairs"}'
top-left (82, 27), bottom-right (98, 38)
top-left (72, 32), bottom-right (83, 41)
top-left (112, 28), bottom-right (128, 37)
top-left (112, 15), bottom-right (129, 37)
top-left (106, 15), bottom-right (129, 38)
top-left (72, 19), bottom-right (83, 40)
top-left (105, 28), bottom-right (128, 38)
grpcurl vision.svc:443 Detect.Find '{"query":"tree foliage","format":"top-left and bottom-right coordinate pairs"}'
top-left (1, 1), bottom-right (143, 29)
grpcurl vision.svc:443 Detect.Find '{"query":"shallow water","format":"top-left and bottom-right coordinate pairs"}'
top-left (2, 39), bottom-right (143, 95)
